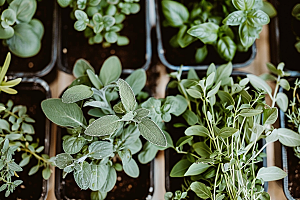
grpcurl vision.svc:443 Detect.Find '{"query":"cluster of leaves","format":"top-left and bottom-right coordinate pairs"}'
top-left (41, 56), bottom-right (168, 200)
top-left (164, 62), bottom-right (299, 200)
top-left (58, 0), bottom-right (140, 47)
top-left (0, 0), bottom-right (44, 58)
top-left (286, 79), bottom-right (300, 159)
top-left (161, 0), bottom-right (276, 63)
top-left (292, 4), bottom-right (300, 53)
top-left (0, 100), bottom-right (52, 197)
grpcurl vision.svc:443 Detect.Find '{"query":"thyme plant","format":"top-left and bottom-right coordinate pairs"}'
top-left (42, 56), bottom-right (167, 199)
top-left (161, 0), bottom-right (275, 63)
top-left (57, 0), bottom-right (140, 47)
top-left (0, 0), bottom-right (44, 57)
top-left (164, 62), bottom-right (299, 200)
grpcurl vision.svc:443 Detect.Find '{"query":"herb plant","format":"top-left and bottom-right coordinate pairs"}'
top-left (0, 52), bottom-right (52, 197)
top-left (41, 56), bottom-right (167, 199)
top-left (0, 0), bottom-right (44, 58)
top-left (161, 0), bottom-right (275, 63)
top-left (57, 0), bottom-right (140, 47)
top-left (292, 3), bottom-right (300, 53)
top-left (164, 62), bottom-right (299, 200)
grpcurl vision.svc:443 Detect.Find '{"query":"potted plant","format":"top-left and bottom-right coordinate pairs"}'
top-left (42, 56), bottom-right (167, 200)
top-left (0, 53), bottom-right (52, 199)
top-left (0, 0), bottom-right (57, 77)
top-left (162, 62), bottom-right (298, 199)
top-left (280, 77), bottom-right (300, 199)
top-left (269, 0), bottom-right (300, 72)
top-left (156, 0), bottom-right (276, 71)
top-left (57, 0), bottom-right (151, 74)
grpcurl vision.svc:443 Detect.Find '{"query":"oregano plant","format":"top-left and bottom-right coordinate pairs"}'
top-left (57, 0), bottom-right (140, 47)
top-left (0, 0), bottom-right (44, 57)
top-left (164, 62), bottom-right (297, 200)
top-left (161, 0), bottom-right (275, 63)
top-left (41, 56), bottom-right (167, 199)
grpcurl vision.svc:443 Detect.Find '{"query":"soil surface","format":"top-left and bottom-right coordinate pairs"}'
top-left (0, 0), bottom-right (54, 75)
top-left (0, 82), bottom-right (48, 200)
top-left (157, 0), bottom-right (254, 67)
top-left (59, 1), bottom-right (147, 74)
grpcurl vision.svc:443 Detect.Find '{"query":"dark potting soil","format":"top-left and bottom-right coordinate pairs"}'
top-left (270, 0), bottom-right (300, 71)
top-left (157, 0), bottom-right (254, 67)
top-left (287, 147), bottom-right (300, 198)
top-left (59, 1), bottom-right (146, 73)
top-left (0, 83), bottom-right (48, 200)
top-left (0, 0), bottom-right (54, 75)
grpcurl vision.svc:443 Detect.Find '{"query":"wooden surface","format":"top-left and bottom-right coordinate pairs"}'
top-left (46, 4), bottom-right (286, 200)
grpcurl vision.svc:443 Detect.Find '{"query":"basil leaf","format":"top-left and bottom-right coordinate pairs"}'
top-left (161, 0), bottom-right (189, 27)
top-left (187, 22), bottom-right (219, 44)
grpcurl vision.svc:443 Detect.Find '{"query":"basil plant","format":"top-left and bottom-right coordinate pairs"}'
top-left (164, 62), bottom-right (298, 200)
top-left (41, 56), bottom-right (167, 199)
top-left (0, 0), bottom-right (44, 58)
top-left (161, 0), bottom-right (275, 63)
top-left (58, 0), bottom-right (140, 47)
top-left (0, 53), bottom-right (52, 198)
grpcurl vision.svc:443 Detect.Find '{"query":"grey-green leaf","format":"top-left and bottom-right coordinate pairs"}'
top-left (257, 166), bottom-right (287, 182)
top-left (99, 56), bottom-right (121, 86)
top-left (54, 153), bottom-right (73, 169)
top-left (138, 118), bottom-right (166, 147)
top-left (73, 59), bottom-right (94, 78)
top-left (125, 69), bottom-right (146, 95)
top-left (123, 159), bottom-right (139, 178)
top-left (85, 115), bottom-right (122, 136)
top-left (89, 164), bottom-right (108, 191)
top-left (185, 125), bottom-right (209, 137)
top-left (74, 161), bottom-right (91, 190)
top-left (247, 74), bottom-right (272, 97)
top-left (190, 181), bottom-right (212, 199)
top-left (118, 79), bottom-right (136, 112)
top-left (278, 128), bottom-right (300, 147)
top-left (88, 141), bottom-right (113, 159)
top-left (62, 85), bottom-right (93, 103)
top-left (240, 109), bottom-right (263, 117)
top-left (170, 159), bottom-right (192, 177)
top-left (184, 163), bottom-right (210, 176)
top-left (63, 136), bottom-right (86, 154)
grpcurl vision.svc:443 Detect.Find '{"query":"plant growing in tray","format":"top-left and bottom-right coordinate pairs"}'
top-left (163, 62), bottom-right (300, 200)
top-left (0, 53), bottom-right (52, 198)
top-left (159, 0), bottom-right (275, 66)
top-left (42, 56), bottom-right (168, 199)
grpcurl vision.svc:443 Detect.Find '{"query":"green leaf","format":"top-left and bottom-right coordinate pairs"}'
top-left (118, 79), bottom-right (136, 112)
top-left (187, 23), bottom-right (219, 44)
top-left (88, 141), bottom-right (113, 159)
top-left (99, 165), bottom-right (116, 192)
top-left (91, 191), bottom-right (107, 200)
top-left (29, 18), bottom-right (44, 40)
top-left (0, 26), bottom-right (14, 39)
top-left (57, 0), bottom-right (72, 7)
top-left (85, 115), bottom-right (122, 136)
top-left (103, 15), bottom-right (115, 28)
top-left (247, 74), bottom-right (272, 97)
top-left (170, 159), bottom-right (192, 177)
top-left (257, 166), bottom-right (287, 182)
top-left (207, 81), bottom-right (221, 98)
top-left (74, 20), bottom-right (87, 31)
top-left (188, 68), bottom-right (199, 80)
top-left (276, 93), bottom-right (288, 112)
top-left (165, 95), bottom-right (188, 117)
top-left (104, 32), bottom-right (117, 43)
top-left (176, 135), bottom-right (193, 148)
top-left (238, 21), bottom-right (257, 49)
top-left (184, 163), bottom-right (210, 176)
top-left (217, 91), bottom-right (234, 106)
top-left (263, 107), bottom-right (278, 125)
top-left (89, 0), bottom-right (101, 6)
top-left (73, 59), bottom-right (95, 78)
top-left (138, 142), bottom-right (159, 164)
top-left (193, 142), bottom-right (212, 158)
top-left (1, 9), bottom-right (16, 25)
top-left (28, 165), bottom-right (39, 176)
top-left (247, 10), bottom-right (270, 27)
top-left (217, 36), bottom-right (237, 61)
top-left (232, 0), bottom-right (255, 11)
top-left (42, 167), bottom-right (51, 180)
top-left (62, 85), bottom-right (93, 103)
top-left (278, 128), bottom-right (300, 147)
top-left (117, 35), bottom-right (129, 46)
top-left (21, 123), bottom-right (34, 134)
top-left (89, 164), bottom-right (108, 191)
top-left (55, 153), bottom-right (73, 169)
top-left (63, 136), bottom-right (86, 154)
top-left (75, 10), bottom-right (88, 21)
top-left (195, 45), bottom-right (208, 63)
top-left (182, 109), bottom-right (198, 125)
top-left (279, 79), bottom-right (290, 91)
top-left (123, 159), bottom-right (139, 178)
top-left (8, 162), bottom-right (22, 172)
top-left (6, 23), bottom-right (42, 58)
top-left (138, 118), bottom-right (166, 147)
top-left (219, 127), bottom-right (238, 138)
top-left (9, 0), bottom-right (36, 23)
top-left (186, 89), bottom-right (202, 99)
top-left (223, 11), bottom-right (246, 25)
top-left (74, 161), bottom-right (91, 190)
top-left (99, 56), bottom-right (121, 86)
top-left (87, 69), bottom-right (102, 89)
top-left (134, 108), bottom-right (150, 122)
top-left (42, 99), bottom-right (85, 128)
top-left (125, 69), bottom-right (146, 95)
top-left (190, 181), bottom-right (212, 199)
top-left (240, 108), bottom-right (263, 117)
top-left (161, 0), bottom-right (189, 27)
top-left (19, 155), bottom-right (30, 167)
top-left (185, 125), bottom-right (209, 137)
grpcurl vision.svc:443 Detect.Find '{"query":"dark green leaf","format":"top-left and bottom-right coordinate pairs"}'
top-left (170, 159), bottom-right (192, 177)
top-left (190, 181), bottom-right (212, 199)
top-left (193, 142), bottom-right (212, 158)
top-left (217, 36), bottom-right (237, 61)
top-left (161, 0), bottom-right (189, 27)
top-left (184, 163), bottom-right (210, 176)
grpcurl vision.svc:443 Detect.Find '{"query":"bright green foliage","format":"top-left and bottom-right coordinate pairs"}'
top-left (165, 62), bottom-right (291, 200)
top-left (161, 0), bottom-right (275, 63)
top-left (41, 56), bottom-right (172, 200)
top-left (58, 0), bottom-right (140, 47)
top-left (0, 100), bottom-right (53, 197)
top-left (0, 0), bottom-right (44, 57)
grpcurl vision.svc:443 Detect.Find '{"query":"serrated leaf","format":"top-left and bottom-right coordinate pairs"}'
top-left (62, 85), bottom-right (93, 103)
top-left (138, 118), bottom-right (166, 147)
top-left (85, 115), bottom-right (121, 136)
top-left (118, 79), bottom-right (136, 112)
